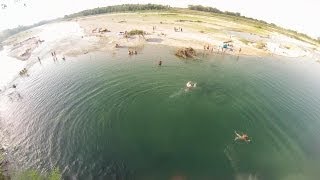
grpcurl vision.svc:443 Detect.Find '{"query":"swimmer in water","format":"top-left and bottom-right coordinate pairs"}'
top-left (186, 81), bottom-right (197, 89)
top-left (234, 131), bottom-right (251, 143)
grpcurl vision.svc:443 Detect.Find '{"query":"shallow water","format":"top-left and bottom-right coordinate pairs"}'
top-left (1, 45), bottom-right (320, 180)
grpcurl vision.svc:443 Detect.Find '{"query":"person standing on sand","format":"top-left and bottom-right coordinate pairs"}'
top-left (38, 57), bottom-right (41, 64)
top-left (239, 48), bottom-right (242, 54)
top-left (52, 53), bottom-right (56, 62)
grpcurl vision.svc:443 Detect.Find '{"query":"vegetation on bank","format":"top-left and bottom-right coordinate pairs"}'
top-left (13, 168), bottom-right (62, 180)
top-left (64, 4), bottom-right (170, 19)
top-left (0, 4), bottom-right (169, 43)
top-left (188, 5), bottom-right (241, 17)
top-left (0, 19), bottom-right (56, 43)
top-left (1, 149), bottom-right (61, 180)
top-left (0, 150), bottom-right (5, 179)
top-left (127, 29), bottom-right (145, 36)
top-left (239, 38), bottom-right (251, 45)
top-left (187, 5), bottom-right (319, 45)
top-left (175, 47), bottom-right (197, 59)
top-left (255, 42), bottom-right (267, 49)
top-left (0, 168), bottom-right (62, 180)
top-left (0, 4), bottom-right (319, 46)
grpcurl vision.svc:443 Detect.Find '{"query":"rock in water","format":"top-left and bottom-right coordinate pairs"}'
top-left (175, 47), bottom-right (196, 58)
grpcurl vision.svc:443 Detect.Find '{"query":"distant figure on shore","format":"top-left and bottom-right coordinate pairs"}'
top-left (158, 60), bottom-right (162, 66)
top-left (51, 52), bottom-right (56, 61)
top-left (128, 50), bottom-right (134, 55)
top-left (62, 56), bottom-right (66, 61)
top-left (38, 57), bottom-right (41, 64)
top-left (115, 44), bottom-right (120, 48)
top-left (239, 48), bottom-right (242, 54)
top-left (234, 131), bottom-right (251, 143)
top-left (134, 50), bottom-right (137, 55)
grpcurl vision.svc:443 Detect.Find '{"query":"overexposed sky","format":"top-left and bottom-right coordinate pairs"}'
top-left (0, 0), bottom-right (319, 38)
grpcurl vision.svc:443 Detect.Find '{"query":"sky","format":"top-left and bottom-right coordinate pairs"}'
top-left (0, 0), bottom-right (319, 38)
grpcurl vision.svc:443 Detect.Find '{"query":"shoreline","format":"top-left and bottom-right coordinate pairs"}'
top-left (0, 10), bottom-right (320, 179)
top-left (0, 11), bottom-right (319, 90)
top-left (1, 12), bottom-right (319, 59)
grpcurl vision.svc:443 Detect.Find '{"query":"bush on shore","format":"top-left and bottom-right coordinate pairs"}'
top-left (175, 47), bottom-right (197, 58)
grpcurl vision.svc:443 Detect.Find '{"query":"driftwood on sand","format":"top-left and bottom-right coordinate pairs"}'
top-left (175, 47), bottom-right (197, 59)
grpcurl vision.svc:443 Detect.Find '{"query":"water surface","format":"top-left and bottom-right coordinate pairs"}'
top-left (1, 45), bottom-right (320, 180)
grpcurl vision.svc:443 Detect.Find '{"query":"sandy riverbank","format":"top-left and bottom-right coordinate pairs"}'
top-left (0, 12), bottom-right (320, 88)
top-left (2, 12), bottom-right (320, 59)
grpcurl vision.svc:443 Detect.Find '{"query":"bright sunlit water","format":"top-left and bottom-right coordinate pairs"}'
top-left (1, 45), bottom-right (320, 180)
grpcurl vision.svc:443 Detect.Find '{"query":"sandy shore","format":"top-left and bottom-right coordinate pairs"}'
top-left (0, 12), bottom-right (320, 88)
top-left (2, 12), bottom-right (320, 60)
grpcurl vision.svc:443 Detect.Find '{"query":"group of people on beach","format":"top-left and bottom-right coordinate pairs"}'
top-left (203, 42), bottom-right (243, 56)
top-left (174, 27), bottom-right (183, 32)
top-left (152, 26), bottom-right (157, 31)
top-left (128, 50), bottom-right (138, 55)
top-left (51, 51), bottom-right (58, 61)
top-left (37, 51), bottom-right (66, 64)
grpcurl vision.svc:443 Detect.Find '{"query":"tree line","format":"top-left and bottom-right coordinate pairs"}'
top-left (0, 4), bottom-right (318, 44)
top-left (0, 19), bottom-right (55, 43)
top-left (64, 4), bottom-right (171, 19)
top-left (188, 5), bottom-right (319, 44)
top-left (188, 5), bottom-right (240, 17)
top-left (0, 4), bottom-right (169, 43)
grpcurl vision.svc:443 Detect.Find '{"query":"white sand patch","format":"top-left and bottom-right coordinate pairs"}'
top-left (0, 48), bottom-right (26, 88)
top-left (37, 22), bottom-right (84, 42)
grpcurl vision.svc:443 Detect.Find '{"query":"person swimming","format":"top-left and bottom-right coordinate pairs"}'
top-left (186, 81), bottom-right (197, 88)
top-left (234, 131), bottom-right (251, 143)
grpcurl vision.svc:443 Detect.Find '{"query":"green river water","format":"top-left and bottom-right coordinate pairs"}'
top-left (1, 45), bottom-right (320, 180)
